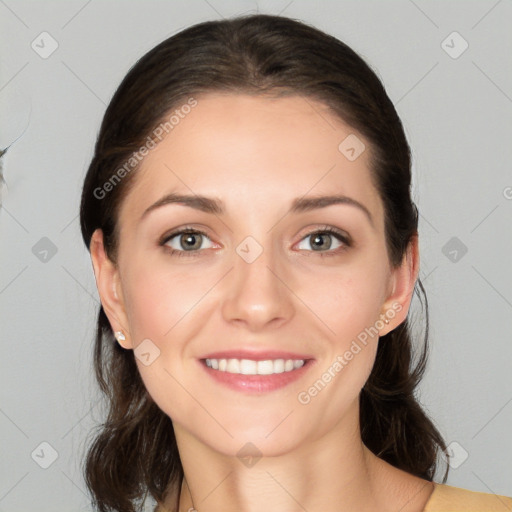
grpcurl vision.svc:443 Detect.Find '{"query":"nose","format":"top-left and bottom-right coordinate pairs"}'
top-left (220, 239), bottom-right (296, 331)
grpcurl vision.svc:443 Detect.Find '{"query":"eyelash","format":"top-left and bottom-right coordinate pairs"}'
top-left (159, 225), bottom-right (352, 259)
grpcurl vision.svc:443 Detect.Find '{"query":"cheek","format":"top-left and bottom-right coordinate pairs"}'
top-left (296, 257), bottom-right (387, 393)
top-left (119, 262), bottom-right (213, 423)
top-left (121, 259), bottom-right (215, 342)
top-left (305, 258), bottom-right (388, 343)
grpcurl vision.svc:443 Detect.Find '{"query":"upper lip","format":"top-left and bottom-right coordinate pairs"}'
top-left (200, 350), bottom-right (314, 361)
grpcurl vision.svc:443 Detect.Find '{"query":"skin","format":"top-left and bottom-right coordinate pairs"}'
top-left (90, 93), bottom-right (434, 512)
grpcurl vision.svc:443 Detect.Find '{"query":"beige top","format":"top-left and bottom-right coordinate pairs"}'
top-left (154, 482), bottom-right (512, 511)
top-left (423, 483), bottom-right (512, 511)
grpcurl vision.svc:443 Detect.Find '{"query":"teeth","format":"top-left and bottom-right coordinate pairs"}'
top-left (205, 358), bottom-right (306, 375)
top-left (240, 359), bottom-right (257, 374)
top-left (273, 359), bottom-right (284, 373)
top-left (226, 359), bottom-right (240, 373)
top-left (257, 360), bottom-right (274, 375)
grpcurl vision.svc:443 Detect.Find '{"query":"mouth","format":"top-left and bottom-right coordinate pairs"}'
top-left (198, 353), bottom-right (314, 393)
top-left (204, 357), bottom-right (306, 375)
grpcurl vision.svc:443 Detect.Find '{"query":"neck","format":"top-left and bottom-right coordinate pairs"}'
top-left (178, 446), bottom-right (375, 512)
top-left (169, 404), bottom-right (425, 512)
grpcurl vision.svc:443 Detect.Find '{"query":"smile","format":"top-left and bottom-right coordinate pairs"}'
top-left (205, 358), bottom-right (305, 375)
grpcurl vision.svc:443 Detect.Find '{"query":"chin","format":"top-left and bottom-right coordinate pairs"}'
top-left (184, 406), bottom-right (327, 460)
top-left (203, 429), bottom-right (305, 460)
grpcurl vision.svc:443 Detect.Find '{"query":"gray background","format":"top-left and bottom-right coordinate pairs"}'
top-left (1, 0), bottom-right (511, 510)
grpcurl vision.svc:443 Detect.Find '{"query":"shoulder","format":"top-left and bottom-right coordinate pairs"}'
top-left (423, 483), bottom-right (512, 512)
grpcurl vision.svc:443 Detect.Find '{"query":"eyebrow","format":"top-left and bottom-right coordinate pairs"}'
top-left (141, 192), bottom-right (374, 227)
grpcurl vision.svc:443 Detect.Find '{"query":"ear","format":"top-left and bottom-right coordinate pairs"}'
top-left (379, 233), bottom-right (420, 335)
top-left (90, 229), bottom-right (133, 349)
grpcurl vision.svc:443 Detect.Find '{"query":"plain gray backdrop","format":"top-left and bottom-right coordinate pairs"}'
top-left (1, 0), bottom-right (511, 510)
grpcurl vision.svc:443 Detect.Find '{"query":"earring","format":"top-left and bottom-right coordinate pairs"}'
top-left (114, 331), bottom-right (126, 342)
top-left (383, 317), bottom-right (390, 325)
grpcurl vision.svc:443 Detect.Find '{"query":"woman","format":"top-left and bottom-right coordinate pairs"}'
top-left (80, 13), bottom-right (512, 512)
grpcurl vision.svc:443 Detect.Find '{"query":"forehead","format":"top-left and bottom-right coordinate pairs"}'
top-left (119, 93), bottom-right (383, 225)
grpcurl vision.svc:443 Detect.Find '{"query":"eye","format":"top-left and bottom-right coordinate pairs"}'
top-left (160, 228), bottom-right (214, 257)
top-left (296, 227), bottom-right (351, 256)
top-left (159, 225), bottom-right (351, 258)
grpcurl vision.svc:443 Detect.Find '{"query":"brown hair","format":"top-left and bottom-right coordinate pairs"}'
top-left (80, 13), bottom-right (449, 512)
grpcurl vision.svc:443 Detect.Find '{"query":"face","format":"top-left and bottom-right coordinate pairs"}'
top-left (91, 93), bottom-right (417, 457)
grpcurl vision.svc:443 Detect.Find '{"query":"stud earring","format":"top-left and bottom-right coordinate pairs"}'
top-left (114, 331), bottom-right (126, 342)
top-left (378, 314), bottom-right (390, 326)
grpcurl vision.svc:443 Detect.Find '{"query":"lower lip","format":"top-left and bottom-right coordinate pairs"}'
top-left (199, 359), bottom-right (314, 393)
